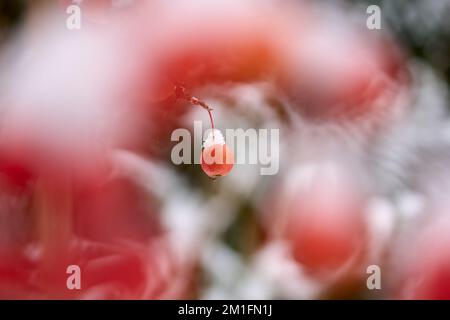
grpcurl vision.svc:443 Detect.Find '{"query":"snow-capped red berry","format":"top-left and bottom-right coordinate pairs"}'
top-left (200, 130), bottom-right (234, 178)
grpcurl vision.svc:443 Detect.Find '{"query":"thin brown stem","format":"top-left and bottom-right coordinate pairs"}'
top-left (173, 84), bottom-right (216, 141)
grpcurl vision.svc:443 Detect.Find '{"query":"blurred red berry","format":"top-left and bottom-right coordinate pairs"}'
top-left (399, 216), bottom-right (450, 300)
top-left (270, 164), bottom-right (367, 275)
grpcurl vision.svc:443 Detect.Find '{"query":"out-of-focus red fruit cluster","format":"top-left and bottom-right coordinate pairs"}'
top-left (0, 87), bottom-right (178, 299)
top-left (115, 4), bottom-right (409, 181)
top-left (0, 157), bottom-right (180, 298)
top-left (129, 1), bottom-right (408, 134)
top-left (0, 0), bottom-right (198, 300)
top-left (0, 239), bottom-right (178, 299)
top-left (1, 0), bottom-right (414, 299)
top-left (61, 0), bottom-right (408, 150)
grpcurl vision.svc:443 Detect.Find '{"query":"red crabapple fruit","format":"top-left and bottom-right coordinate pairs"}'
top-left (200, 130), bottom-right (234, 179)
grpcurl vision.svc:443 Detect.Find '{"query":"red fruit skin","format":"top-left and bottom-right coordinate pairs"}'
top-left (399, 216), bottom-right (450, 300)
top-left (280, 34), bottom-right (408, 122)
top-left (73, 178), bottom-right (162, 244)
top-left (0, 251), bottom-right (36, 299)
top-left (286, 190), bottom-right (365, 274)
top-left (287, 213), bottom-right (363, 273)
top-left (267, 165), bottom-right (367, 276)
top-left (200, 144), bottom-right (234, 178)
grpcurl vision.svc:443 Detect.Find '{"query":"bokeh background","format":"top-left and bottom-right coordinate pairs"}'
top-left (0, 0), bottom-right (449, 299)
